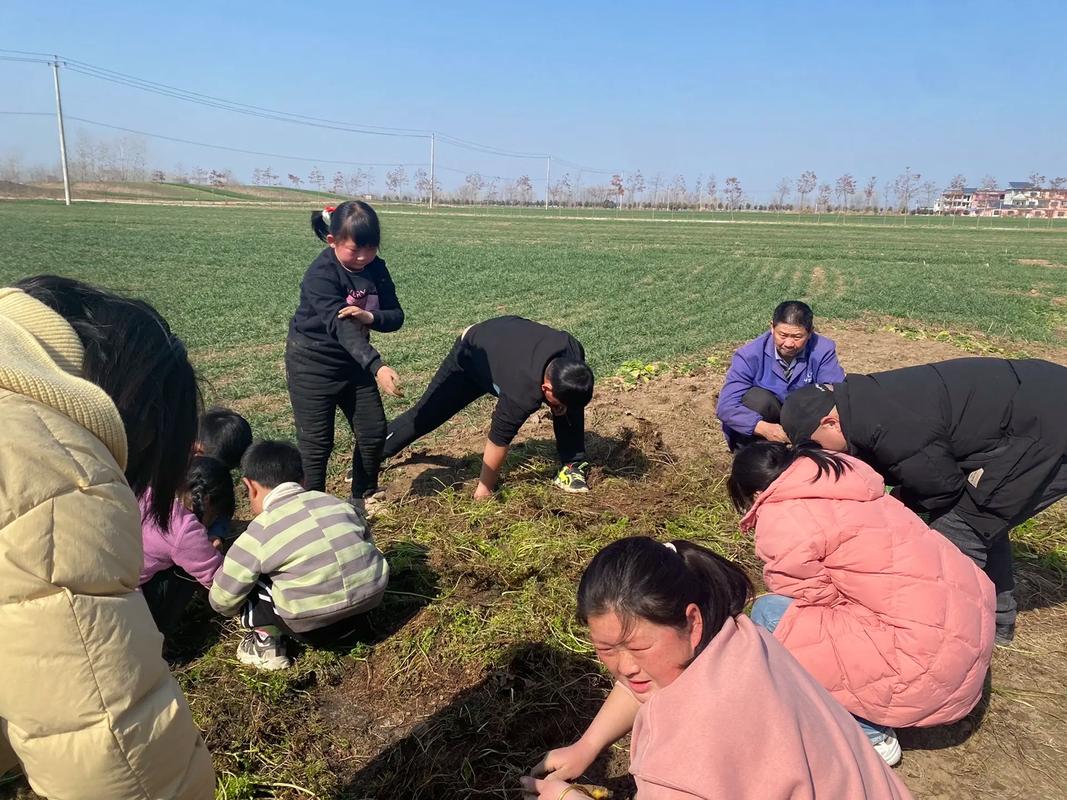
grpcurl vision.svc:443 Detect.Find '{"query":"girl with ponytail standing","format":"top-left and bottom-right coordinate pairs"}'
top-left (288, 201), bottom-right (404, 513)
top-left (729, 441), bottom-right (995, 767)
top-left (522, 537), bottom-right (911, 800)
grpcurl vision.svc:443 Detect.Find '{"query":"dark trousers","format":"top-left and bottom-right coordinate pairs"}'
top-left (382, 338), bottom-right (587, 464)
top-left (931, 457), bottom-right (1067, 629)
top-left (142, 567), bottom-right (200, 637)
top-left (726, 387), bottom-right (783, 451)
top-left (241, 577), bottom-right (363, 648)
top-left (286, 337), bottom-right (386, 498)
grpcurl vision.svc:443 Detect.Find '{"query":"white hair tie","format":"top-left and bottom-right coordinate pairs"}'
top-left (664, 542), bottom-right (677, 553)
top-left (322, 206), bottom-right (335, 226)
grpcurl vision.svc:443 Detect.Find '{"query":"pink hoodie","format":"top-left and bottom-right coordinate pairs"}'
top-left (139, 492), bottom-right (223, 588)
top-left (741, 454), bottom-right (995, 728)
top-left (630, 615), bottom-right (911, 799)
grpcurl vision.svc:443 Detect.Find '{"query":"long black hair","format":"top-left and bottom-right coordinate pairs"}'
top-left (310, 200), bottom-right (381, 247)
top-left (15, 275), bottom-right (202, 530)
top-left (184, 456), bottom-right (235, 523)
top-left (727, 440), bottom-right (851, 513)
top-left (577, 536), bottom-right (752, 657)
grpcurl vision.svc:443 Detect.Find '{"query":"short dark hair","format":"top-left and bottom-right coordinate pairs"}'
top-left (184, 455), bottom-right (236, 522)
top-left (546, 357), bottom-right (594, 409)
top-left (15, 275), bottom-right (201, 531)
top-left (772, 300), bottom-right (814, 331)
top-left (241, 440), bottom-right (305, 489)
top-left (727, 440), bottom-right (851, 513)
top-left (311, 200), bottom-right (381, 247)
top-left (577, 536), bottom-right (752, 657)
top-left (198, 407), bottom-right (252, 470)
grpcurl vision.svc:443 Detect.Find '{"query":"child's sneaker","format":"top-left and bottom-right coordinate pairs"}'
top-left (872, 729), bottom-right (902, 767)
top-left (237, 631), bottom-right (291, 671)
top-left (554, 462), bottom-right (589, 493)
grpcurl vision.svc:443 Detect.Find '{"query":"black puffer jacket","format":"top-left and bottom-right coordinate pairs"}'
top-left (835, 358), bottom-right (1067, 540)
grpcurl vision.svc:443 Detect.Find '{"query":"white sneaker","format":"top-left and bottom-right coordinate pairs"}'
top-left (237, 631), bottom-right (291, 671)
top-left (872, 729), bottom-right (902, 767)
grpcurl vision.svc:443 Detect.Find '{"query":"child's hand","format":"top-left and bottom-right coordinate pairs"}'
top-left (375, 366), bottom-right (404, 397)
top-left (211, 537), bottom-right (224, 551)
top-left (529, 742), bottom-right (598, 782)
top-left (338, 306), bottom-right (374, 324)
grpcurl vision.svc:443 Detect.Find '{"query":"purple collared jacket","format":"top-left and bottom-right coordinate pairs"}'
top-left (716, 330), bottom-right (845, 443)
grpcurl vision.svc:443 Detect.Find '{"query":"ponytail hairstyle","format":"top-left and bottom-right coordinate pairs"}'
top-left (727, 440), bottom-right (851, 513)
top-left (577, 536), bottom-right (752, 657)
top-left (184, 456), bottom-right (235, 524)
top-left (14, 275), bottom-right (201, 531)
top-left (310, 200), bottom-right (381, 247)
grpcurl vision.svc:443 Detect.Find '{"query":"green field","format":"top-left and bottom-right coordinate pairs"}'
top-left (1, 200), bottom-right (1066, 799)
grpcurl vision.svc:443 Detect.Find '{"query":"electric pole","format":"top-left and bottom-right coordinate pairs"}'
top-left (51, 58), bottom-right (72, 206)
top-left (545, 156), bottom-right (551, 210)
top-left (429, 133), bottom-right (436, 210)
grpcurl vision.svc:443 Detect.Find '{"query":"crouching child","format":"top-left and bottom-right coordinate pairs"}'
top-left (209, 440), bottom-right (389, 670)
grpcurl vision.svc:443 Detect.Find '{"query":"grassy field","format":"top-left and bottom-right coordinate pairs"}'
top-left (0, 200), bottom-right (1066, 799)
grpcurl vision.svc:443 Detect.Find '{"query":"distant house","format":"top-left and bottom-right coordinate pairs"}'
top-left (935, 181), bottom-right (1067, 219)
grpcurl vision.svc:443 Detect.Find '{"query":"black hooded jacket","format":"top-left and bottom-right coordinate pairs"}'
top-left (835, 358), bottom-right (1067, 540)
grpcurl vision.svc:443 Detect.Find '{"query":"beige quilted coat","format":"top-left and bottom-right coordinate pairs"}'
top-left (0, 288), bottom-right (214, 799)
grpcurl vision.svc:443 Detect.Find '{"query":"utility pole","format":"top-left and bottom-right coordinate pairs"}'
top-left (428, 133), bottom-right (436, 210)
top-left (52, 58), bottom-right (72, 206)
top-left (545, 156), bottom-right (551, 210)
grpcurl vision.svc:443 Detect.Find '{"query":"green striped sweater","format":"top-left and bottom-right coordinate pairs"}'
top-left (209, 483), bottom-right (388, 632)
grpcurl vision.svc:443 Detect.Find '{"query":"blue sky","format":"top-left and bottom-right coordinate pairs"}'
top-left (2, 1), bottom-right (1064, 199)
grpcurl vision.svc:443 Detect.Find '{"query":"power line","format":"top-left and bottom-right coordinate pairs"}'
top-left (0, 111), bottom-right (426, 168)
top-left (0, 50), bottom-right (625, 169)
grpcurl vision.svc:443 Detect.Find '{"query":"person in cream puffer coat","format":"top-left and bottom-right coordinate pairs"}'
top-left (0, 278), bottom-right (215, 799)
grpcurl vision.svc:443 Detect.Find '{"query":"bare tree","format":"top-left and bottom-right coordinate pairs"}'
top-left (774, 178), bottom-right (792, 209)
top-left (1027, 172), bottom-right (1046, 188)
top-left (947, 174), bottom-right (967, 192)
top-left (980, 174), bottom-right (998, 190)
top-left (892, 170), bottom-right (921, 212)
top-left (691, 175), bottom-right (702, 207)
top-left (796, 170), bottom-right (817, 211)
top-left (816, 183), bottom-right (832, 213)
top-left (1050, 177), bottom-right (1066, 189)
top-left (550, 172), bottom-right (572, 206)
top-left (150, 169), bottom-right (166, 183)
top-left (724, 177), bottom-right (744, 210)
top-left (625, 170), bottom-right (645, 208)
top-left (462, 172), bottom-right (485, 204)
top-left (834, 174), bottom-right (856, 212)
top-left (863, 176), bottom-right (878, 211)
top-left (705, 174), bottom-right (717, 209)
top-left (669, 174), bottom-right (687, 209)
top-left (920, 180), bottom-right (938, 207)
top-left (288, 173), bottom-right (302, 189)
top-left (413, 168), bottom-right (431, 202)
top-left (386, 167), bottom-right (408, 198)
top-left (263, 167), bottom-right (279, 186)
top-left (332, 171), bottom-right (345, 194)
top-left (515, 174), bottom-right (534, 205)
top-left (308, 167), bottom-right (325, 190)
top-left (609, 174), bottom-right (625, 208)
top-left (648, 173), bottom-right (664, 210)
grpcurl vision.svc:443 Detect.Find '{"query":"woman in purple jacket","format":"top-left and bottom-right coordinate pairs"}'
top-left (716, 301), bottom-right (845, 450)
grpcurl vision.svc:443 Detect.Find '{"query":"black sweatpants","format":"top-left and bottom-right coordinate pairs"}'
top-left (286, 336), bottom-right (386, 498)
top-left (726, 387), bottom-right (783, 451)
top-left (383, 337), bottom-right (586, 464)
top-left (142, 567), bottom-right (200, 637)
top-left (241, 577), bottom-right (364, 647)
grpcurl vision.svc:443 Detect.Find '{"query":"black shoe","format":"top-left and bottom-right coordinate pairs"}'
top-left (995, 622), bottom-right (1015, 646)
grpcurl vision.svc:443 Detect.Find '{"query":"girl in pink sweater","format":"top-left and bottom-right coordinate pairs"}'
top-left (728, 442), bottom-right (995, 767)
top-left (140, 456), bottom-right (231, 637)
top-left (521, 537), bottom-right (911, 800)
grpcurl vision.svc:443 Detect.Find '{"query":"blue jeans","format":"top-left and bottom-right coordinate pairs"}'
top-left (750, 594), bottom-right (892, 745)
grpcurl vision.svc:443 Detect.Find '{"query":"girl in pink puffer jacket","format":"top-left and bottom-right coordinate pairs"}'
top-left (728, 442), bottom-right (995, 766)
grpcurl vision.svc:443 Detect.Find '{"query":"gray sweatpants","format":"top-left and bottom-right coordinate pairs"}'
top-left (931, 458), bottom-right (1067, 629)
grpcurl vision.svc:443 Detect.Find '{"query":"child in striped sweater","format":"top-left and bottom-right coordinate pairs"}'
top-left (209, 440), bottom-right (389, 670)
